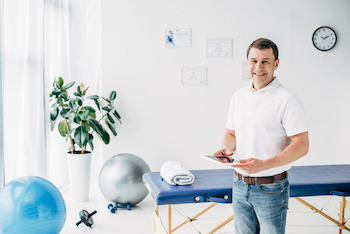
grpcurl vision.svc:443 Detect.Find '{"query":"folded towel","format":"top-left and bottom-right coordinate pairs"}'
top-left (160, 161), bottom-right (195, 185)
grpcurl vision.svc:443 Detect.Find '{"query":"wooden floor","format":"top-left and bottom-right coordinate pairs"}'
top-left (60, 184), bottom-right (348, 234)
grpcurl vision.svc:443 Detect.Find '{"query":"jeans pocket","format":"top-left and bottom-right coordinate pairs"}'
top-left (233, 174), bottom-right (239, 186)
top-left (257, 180), bottom-right (283, 194)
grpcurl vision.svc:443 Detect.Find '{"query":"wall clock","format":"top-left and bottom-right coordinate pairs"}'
top-left (312, 26), bottom-right (337, 51)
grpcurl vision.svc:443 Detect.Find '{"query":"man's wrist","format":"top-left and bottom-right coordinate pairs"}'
top-left (263, 157), bottom-right (276, 171)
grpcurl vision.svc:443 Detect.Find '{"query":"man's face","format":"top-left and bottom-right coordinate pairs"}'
top-left (247, 47), bottom-right (279, 90)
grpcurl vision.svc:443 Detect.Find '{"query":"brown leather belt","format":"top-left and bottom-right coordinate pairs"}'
top-left (234, 171), bottom-right (287, 184)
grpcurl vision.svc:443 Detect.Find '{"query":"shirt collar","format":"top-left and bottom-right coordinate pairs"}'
top-left (250, 77), bottom-right (280, 93)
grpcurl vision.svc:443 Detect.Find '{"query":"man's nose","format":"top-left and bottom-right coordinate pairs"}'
top-left (256, 61), bottom-right (264, 70)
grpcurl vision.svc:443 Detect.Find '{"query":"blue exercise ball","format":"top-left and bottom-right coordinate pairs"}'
top-left (99, 153), bottom-right (151, 206)
top-left (0, 176), bottom-right (66, 234)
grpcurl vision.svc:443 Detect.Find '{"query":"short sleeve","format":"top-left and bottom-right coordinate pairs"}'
top-left (282, 94), bottom-right (308, 137)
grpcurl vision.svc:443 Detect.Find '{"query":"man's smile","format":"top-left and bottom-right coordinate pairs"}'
top-left (253, 72), bottom-right (267, 77)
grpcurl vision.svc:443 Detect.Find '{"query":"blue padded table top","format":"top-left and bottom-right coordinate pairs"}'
top-left (143, 165), bottom-right (350, 205)
top-left (288, 164), bottom-right (350, 197)
top-left (143, 169), bottom-right (234, 205)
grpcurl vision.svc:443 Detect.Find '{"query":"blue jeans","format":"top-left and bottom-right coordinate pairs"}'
top-left (232, 172), bottom-right (290, 234)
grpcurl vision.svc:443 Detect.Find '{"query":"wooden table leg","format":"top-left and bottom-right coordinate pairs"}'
top-left (155, 202), bottom-right (159, 231)
top-left (339, 197), bottom-right (346, 234)
top-left (294, 197), bottom-right (350, 232)
top-left (168, 205), bottom-right (171, 234)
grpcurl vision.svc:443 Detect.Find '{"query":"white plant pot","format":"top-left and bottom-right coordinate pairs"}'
top-left (67, 152), bottom-right (92, 202)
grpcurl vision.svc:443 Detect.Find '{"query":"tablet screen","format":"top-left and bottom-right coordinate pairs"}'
top-left (200, 155), bottom-right (240, 165)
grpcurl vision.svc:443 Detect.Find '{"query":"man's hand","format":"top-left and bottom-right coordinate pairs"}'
top-left (213, 149), bottom-right (234, 163)
top-left (232, 158), bottom-right (267, 174)
top-left (213, 149), bottom-right (233, 156)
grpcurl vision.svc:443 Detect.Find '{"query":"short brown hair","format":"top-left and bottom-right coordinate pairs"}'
top-left (246, 38), bottom-right (279, 60)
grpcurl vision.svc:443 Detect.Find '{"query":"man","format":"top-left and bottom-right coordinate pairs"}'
top-left (214, 38), bottom-right (309, 234)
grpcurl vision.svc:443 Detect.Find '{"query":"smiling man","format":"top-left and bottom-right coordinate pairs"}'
top-left (214, 38), bottom-right (309, 234)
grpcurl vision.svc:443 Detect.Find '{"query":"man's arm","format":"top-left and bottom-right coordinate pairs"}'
top-left (213, 128), bottom-right (236, 156)
top-left (233, 131), bottom-right (309, 174)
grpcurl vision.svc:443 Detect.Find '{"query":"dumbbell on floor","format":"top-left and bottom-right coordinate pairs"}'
top-left (108, 203), bottom-right (131, 213)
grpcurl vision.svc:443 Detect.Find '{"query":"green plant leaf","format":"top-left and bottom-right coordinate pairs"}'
top-left (66, 111), bottom-right (75, 123)
top-left (102, 107), bottom-right (109, 112)
top-left (77, 86), bottom-right (82, 95)
top-left (78, 110), bottom-right (90, 121)
top-left (94, 99), bottom-right (100, 111)
top-left (107, 113), bottom-right (115, 124)
top-left (83, 106), bottom-right (95, 112)
top-left (60, 92), bottom-right (68, 101)
top-left (82, 121), bottom-right (90, 131)
top-left (106, 120), bottom-right (117, 136)
top-left (74, 116), bottom-right (82, 125)
top-left (50, 107), bottom-right (59, 121)
top-left (58, 77), bottom-right (64, 87)
top-left (62, 81), bottom-right (75, 90)
top-left (52, 89), bottom-right (61, 95)
top-left (84, 86), bottom-right (89, 95)
top-left (89, 119), bottom-right (104, 136)
top-left (65, 128), bottom-right (75, 142)
top-left (56, 96), bottom-right (63, 105)
top-left (98, 129), bottom-right (110, 144)
top-left (58, 120), bottom-right (70, 137)
top-left (60, 108), bottom-right (69, 118)
top-left (86, 95), bottom-right (99, 100)
top-left (77, 99), bottom-right (82, 106)
top-left (88, 134), bottom-right (94, 151)
top-left (68, 100), bottom-right (77, 110)
top-left (109, 91), bottom-right (116, 101)
top-left (51, 119), bottom-right (56, 131)
top-left (74, 126), bottom-right (89, 148)
top-left (83, 106), bottom-right (96, 119)
top-left (113, 110), bottom-right (122, 124)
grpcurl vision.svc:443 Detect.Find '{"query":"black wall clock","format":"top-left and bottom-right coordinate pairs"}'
top-left (312, 26), bottom-right (337, 51)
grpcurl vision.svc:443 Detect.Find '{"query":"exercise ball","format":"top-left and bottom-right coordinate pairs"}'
top-left (99, 153), bottom-right (151, 206)
top-left (0, 176), bottom-right (66, 234)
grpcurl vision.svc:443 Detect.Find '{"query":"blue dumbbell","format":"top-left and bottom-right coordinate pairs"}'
top-left (108, 203), bottom-right (131, 213)
top-left (117, 203), bottom-right (131, 210)
top-left (108, 204), bottom-right (117, 213)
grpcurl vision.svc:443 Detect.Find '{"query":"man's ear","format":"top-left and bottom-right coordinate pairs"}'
top-left (274, 59), bottom-right (280, 70)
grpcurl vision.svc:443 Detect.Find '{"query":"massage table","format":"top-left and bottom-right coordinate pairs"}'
top-left (143, 164), bottom-right (350, 234)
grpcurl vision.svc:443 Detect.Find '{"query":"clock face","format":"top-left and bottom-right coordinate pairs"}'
top-left (312, 26), bottom-right (337, 51)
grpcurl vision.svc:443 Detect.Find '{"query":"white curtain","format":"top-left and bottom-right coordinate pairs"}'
top-left (1, 0), bottom-right (102, 187)
top-left (0, 0), bottom-right (4, 189)
top-left (2, 0), bottom-right (46, 184)
top-left (45, 0), bottom-right (102, 188)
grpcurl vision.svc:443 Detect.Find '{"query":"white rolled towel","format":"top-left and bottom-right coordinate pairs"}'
top-left (160, 161), bottom-right (195, 185)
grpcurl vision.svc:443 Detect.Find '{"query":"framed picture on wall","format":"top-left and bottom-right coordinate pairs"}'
top-left (181, 67), bottom-right (207, 85)
top-left (165, 28), bottom-right (191, 47)
top-left (206, 39), bottom-right (232, 57)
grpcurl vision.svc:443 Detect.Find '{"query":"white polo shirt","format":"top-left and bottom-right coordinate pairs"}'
top-left (226, 78), bottom-right (308, 177)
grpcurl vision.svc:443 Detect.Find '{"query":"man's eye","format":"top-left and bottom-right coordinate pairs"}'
top-left (262, 61), bottom-right (269, 64)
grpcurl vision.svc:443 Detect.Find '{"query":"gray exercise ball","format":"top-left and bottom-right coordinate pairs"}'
top-left (99, 153), bottom-right (151, 206)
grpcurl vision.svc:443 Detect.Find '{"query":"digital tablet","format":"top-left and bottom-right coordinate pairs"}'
top-left (200, 155), bottom-right (241, 165)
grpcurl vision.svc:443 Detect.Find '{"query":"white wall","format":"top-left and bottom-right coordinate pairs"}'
top-left (101, 0), bottom-right (350, 172)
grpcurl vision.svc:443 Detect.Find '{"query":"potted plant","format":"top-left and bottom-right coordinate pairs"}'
top-left (50, 77), bottom-right (121, 202)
